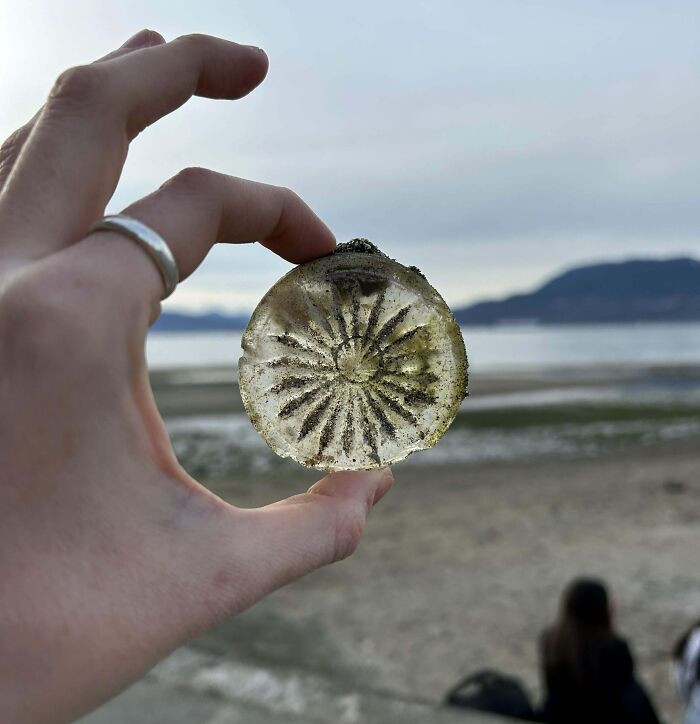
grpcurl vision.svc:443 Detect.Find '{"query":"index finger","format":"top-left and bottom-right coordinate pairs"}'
top-left (0, 34), bottom-right (268, 262)
top-left (52, 169), bottom-right (336, 322)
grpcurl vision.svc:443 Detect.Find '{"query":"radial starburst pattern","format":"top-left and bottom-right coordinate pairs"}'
top-left (239, 241), bottom-right (468, 471)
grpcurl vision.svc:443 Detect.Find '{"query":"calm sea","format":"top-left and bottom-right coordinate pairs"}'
top-left (146, 322), bottom-right (700, 372)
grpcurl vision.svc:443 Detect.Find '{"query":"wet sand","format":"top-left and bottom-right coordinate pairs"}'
top-left (150, 363), bottom-right (700, 416)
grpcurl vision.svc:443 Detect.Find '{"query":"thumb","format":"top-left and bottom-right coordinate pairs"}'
top-left (228, 468), bottom-right (394, 604)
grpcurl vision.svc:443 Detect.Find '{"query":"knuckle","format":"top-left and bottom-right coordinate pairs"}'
top-left (279, 185), bottom-right (301, 205)
top-left (333, 503), bottom-right (366, 562)
top-left (138, 29), bottom-right (163, 47)
top-left (277, 186), bottom-right (307, 223)
top-left (0, 267), bottom-right (107, 359)
top-left (272, 186), bottom-right (302, 221)
top-left (48, 64), bottom-right (107, 109)
top-left (0, 125), bottom-right (29, 167)
top-left (176, 32), bottom-right (210, 51)
top-left (165, 166), bottom-right (215, 192)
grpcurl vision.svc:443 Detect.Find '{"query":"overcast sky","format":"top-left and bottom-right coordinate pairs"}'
top-left (1, 1), bottom-right (699, 311)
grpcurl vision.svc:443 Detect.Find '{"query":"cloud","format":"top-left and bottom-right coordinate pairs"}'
top-left (2, 0), bottom-right (699, 309)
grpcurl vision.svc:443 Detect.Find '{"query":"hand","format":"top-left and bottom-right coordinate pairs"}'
top-left (0, 30), bottom-right (393, 724)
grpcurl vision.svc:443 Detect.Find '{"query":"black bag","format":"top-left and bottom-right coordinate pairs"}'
top-left (445, 669), bottom-right (536, 720)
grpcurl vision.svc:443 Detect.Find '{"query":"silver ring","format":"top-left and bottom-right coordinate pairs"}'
top-left (88, 214), bottom-right (179, 300)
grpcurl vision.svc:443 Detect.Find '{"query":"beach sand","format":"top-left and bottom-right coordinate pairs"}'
top-left (192, 439), bottom-right (698, 722)
top-left (137, 366), bottom-right (700, 721)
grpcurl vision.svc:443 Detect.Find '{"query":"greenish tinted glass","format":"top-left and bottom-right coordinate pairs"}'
top-left (239, 240), bottom-right (469, 471)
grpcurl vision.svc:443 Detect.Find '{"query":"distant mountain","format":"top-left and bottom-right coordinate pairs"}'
top-left (454, 257), bottom-right (700, 325)
top-left (152, 257), bottom-right (700, 331)
top-left (151, 311), bottom-right (249, 332)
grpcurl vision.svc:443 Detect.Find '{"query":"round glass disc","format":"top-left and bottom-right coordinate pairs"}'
top-left (239, 240), bottom-right (468, 471)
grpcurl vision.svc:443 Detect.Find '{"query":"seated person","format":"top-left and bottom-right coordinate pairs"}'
top-left (538, 577), bottom-right (660, 724)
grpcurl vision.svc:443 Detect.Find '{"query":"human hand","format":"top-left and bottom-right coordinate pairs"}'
top-left (0, 29), bottom-right (393, 723)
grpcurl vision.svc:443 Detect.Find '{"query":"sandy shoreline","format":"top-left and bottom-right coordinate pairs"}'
top-left (198, 441), bottom-right (699, 723)
top-left (144, 364), bottom-right (700, 721)
top-left (150, 363), bottom-right (700, 417)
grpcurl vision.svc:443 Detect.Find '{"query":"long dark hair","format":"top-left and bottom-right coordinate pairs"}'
top-left (545, 577), bottom-right (614, 683)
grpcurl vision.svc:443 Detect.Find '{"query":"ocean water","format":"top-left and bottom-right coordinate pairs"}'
top-left (149, 323), bottom-right (700, 475)
top-left (146, 322), bottom-right (700, 372)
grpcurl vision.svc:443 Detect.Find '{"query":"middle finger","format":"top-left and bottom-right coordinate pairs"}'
top-left (0, 34), bottom-right (268, 262)
top-left (0, 29), bottom-right (165, 193)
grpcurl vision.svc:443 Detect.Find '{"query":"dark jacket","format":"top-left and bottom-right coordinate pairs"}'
top-left (539, 629), bottom-right (661, 724)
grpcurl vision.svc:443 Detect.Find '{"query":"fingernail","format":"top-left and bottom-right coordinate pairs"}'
top-left (245, 44), bottom-right (268, 57)
top-left (371, 469), bottom-right (394, 507)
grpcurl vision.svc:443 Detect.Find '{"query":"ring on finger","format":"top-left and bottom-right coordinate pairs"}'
top-left (88, 214), bottom-right (179, 299)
